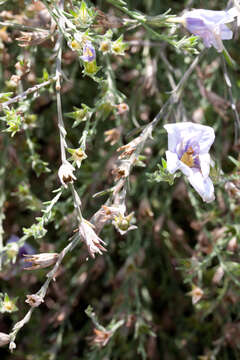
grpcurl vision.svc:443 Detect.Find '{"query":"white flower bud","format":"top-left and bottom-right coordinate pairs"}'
top-left (58, 161), bottom-right (76, 188)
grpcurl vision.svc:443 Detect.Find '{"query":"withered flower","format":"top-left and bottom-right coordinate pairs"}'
top-left (25, 294), bottom-right (44, 308)
top-left (79, 220), bottom-right (107, 258)
top-left (104, 128), bottom-right (121, 146)
top-left (111, 161), bottom-right (130, 181)
top-left (89, 328), bottom-right (112, 347)
top-left (24, 253), bottom-right (59, 270)
top-left (187, 285), bottom-right (204, 305)
top-left (16, 30), bottom-right (50, 47)
top-left (117, 137), bottom-right (141, 159)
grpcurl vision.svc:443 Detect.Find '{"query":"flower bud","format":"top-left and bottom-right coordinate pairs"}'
top-left (68, 147), bottom-right (87, 168)
top-left (100, 41), bottom-right (110, 53)
top-left (116, 103), bottom-right (129, 115)
top-left (0, 332), bottom-right (10, 347)
top-left (23, 253), bottom-right (59, 270)
top-left (58, 161), bottom-right (76, 188)
top-left (187, 285), bottom-right (204, 305)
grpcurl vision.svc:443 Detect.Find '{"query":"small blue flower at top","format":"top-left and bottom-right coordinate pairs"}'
top-left (80, 41), bottom-right (96, 62)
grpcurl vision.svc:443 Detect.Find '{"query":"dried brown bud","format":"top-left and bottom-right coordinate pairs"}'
top-left (24, 253), bottom-right (59, 270)
top-left (139, 198), bottom-right (154, 220)
top-left (117, 137), bottom-right (141, 159)
top-left (16, 30), bottom-right (49, 47)
top-left (111, 167), bottom-right (127, 181)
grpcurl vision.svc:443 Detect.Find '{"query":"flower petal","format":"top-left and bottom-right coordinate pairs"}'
top-left (166, 151), bottom-right (180, 174)
top-left (188, 170), bottom-right (215, 203)
top-left (179, 160), bottom-right (193, 177)
top-left (165, 122), bottom-right (215, 154)
top-left (184, 9), bottom-right (234, 51)
top-left (219, 23), bottom-right (233, 40)
top-left (199, 153), bottom-right (211, 178)
top-left (164, 124), bottom-right (182, 152)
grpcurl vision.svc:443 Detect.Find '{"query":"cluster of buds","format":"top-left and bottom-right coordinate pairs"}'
top-left (23, 253), bottom-right (59, 270)
top-left (79, 219), bottom-right (107, 258)
top-left (98, 31), bottom-right (128, 56)
top-left (58, 161), bottom-right (76, 188)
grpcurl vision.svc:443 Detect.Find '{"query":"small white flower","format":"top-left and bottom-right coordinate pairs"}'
top-left (164, 122), bottom-right (215, 203)
top-left (58, 161), bottom-right (76, 188)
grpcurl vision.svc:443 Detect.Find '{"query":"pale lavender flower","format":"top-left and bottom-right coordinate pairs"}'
top-left (183, 9), bottom-right (235, 52)
top-left (164, 122), bottom-right (215, 203)
top-left (80, 41), bottom-right (96, 62)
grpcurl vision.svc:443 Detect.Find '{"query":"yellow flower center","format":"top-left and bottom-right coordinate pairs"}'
top-left (4, 302), bottom-right (13, 311)
top-left (85, 47), bottom-right (93, 57)
top-left (180, 146), bottom-right (195, 168)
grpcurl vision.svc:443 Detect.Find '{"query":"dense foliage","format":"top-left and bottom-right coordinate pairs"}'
top-left (1, 0), bottom-right (240, 359)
